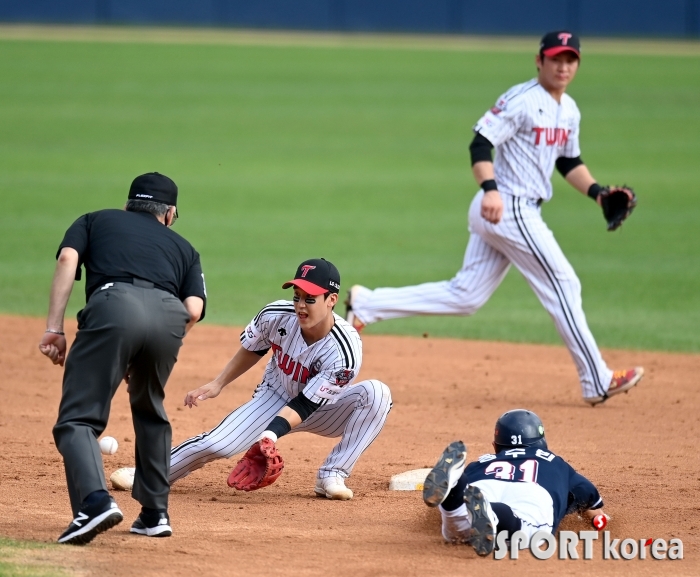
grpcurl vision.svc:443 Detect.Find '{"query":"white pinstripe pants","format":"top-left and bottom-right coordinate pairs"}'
top-left (169, 379), bottom-right (392, 483)
top-left (351, 191), bottom-right (612, 400)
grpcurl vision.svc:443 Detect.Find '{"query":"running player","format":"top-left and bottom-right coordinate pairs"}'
top-left (114, 258), bottom-right (391, 501)
top-left (345, 31), bottom-right (642, 405)
top-left (422, 409), bottom-right (607, 556)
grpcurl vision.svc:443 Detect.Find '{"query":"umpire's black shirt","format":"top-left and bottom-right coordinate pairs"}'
top-left (57, 209), bottom-right (207, 319)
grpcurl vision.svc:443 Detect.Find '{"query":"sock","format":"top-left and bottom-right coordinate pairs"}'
top-left (439, 503), bottom-right (472, 542)
top-left (82, 489), bottom-right (109, 509)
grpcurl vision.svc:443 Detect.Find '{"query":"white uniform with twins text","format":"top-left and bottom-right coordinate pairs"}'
top-left (170, 300), bottom-right (392, 482)
top-left (351, 79), bottom-right (613, 400)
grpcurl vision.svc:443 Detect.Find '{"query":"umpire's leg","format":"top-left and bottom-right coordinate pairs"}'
top-left (53, 285), bottom-right (144, 516)
top-left (128, 289), bottom-right (189, 511)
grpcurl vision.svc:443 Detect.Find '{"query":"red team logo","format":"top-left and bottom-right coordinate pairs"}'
top-left (300, 265), bottom-right (316, 277)
top-left (558, 32), bottom-right (572, 45)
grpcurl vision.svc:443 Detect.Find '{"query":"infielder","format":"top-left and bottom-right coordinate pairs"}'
top-left (423, 409), bottom-right (607, 556)
top-left (116, 258), bottom-right (392, 499)
top-left (40, 173), bottom-right (206, 544)
top-left (346, 31), bottom-right (642, 405)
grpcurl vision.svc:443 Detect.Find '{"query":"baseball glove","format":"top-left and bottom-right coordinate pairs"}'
top-left (227, 437), bottom-right (284, 491)
top-left (599, 185), bottom-right (637, 231)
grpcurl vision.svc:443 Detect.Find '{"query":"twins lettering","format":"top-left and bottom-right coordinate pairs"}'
top-left (532, 127), bottom-right (570, 146)
top-left (270, 343), bottom-right (317, 384)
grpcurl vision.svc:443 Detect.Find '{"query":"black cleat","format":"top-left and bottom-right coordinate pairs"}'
top-left (463, 485), bottom-right (498, 556)
top-left (422, 440), bottom-right (467, 507)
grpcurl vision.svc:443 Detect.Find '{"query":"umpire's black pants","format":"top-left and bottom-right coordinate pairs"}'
top-left (53, 280), bottom-right (190, 516)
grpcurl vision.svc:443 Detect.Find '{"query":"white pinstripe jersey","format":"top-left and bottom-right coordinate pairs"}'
top-left (240, 300), bottom-right (362, 405)
top-left (473, 79), bottom-right (581, 202)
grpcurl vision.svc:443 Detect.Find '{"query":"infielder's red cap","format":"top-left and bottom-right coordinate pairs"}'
top-left (282, 258), bottom-right (341, 296)
top-left (540, 30), bottom-right (581, 58)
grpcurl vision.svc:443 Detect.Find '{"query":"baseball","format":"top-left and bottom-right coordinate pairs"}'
top-left (99, 436), bottom-right (119, 455)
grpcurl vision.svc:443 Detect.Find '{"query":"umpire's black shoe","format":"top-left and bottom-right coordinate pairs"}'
top-left (57, 496), bottom-right (123, 545)
top-left (463, 485), bottom-right (498, 557)
top-left (423, 440), bottom-right (467, 507)
top-left (130, 509), bottom-right (172, 537)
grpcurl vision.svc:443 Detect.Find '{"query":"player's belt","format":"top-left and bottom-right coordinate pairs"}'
top-left (105, 277), bottom-right (154, 288)
top-left (104, 277), bottom-right (172, 294)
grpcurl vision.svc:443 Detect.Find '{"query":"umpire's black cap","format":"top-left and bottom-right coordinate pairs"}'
top-left (128, 172), bottom-right (178, 207)
top-left (282, 258), bottom-right (341, 296)
top-left (540, 31), bottom-right (581, 58)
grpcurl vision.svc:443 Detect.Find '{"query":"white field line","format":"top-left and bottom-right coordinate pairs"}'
top-left (0, 24), bottom-right (699, 56)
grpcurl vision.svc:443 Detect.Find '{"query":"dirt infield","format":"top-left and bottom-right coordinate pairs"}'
top-left (0, 314), bottom-right (697, 576)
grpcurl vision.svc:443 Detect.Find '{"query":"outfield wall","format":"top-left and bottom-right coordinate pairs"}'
top-left (1, 0), bottom-right (699, 38)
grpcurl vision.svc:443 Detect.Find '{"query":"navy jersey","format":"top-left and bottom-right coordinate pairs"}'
top-left (465, 447), bottom-right (602, 532)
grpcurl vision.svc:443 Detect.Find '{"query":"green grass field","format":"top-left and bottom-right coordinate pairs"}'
top-left (0, 537), bottom-right (69, 576)
top-left (0, 29), bottom-right (698, 351)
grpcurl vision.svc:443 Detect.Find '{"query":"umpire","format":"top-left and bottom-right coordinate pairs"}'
top-left (39, 172), bottom-right (206, 545)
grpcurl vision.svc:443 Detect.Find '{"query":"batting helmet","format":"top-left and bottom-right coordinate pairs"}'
top-left (493, 409), bottom-right (548, 452)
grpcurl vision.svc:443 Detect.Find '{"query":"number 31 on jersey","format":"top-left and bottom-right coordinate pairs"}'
top-left (483, 449), bottom-right (555, 483)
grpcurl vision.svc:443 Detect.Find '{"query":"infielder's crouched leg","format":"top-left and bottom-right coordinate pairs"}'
top-left (297, 379), bottom-right (392, 484)
top-left (169, 385), bottom-right (288, 483)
